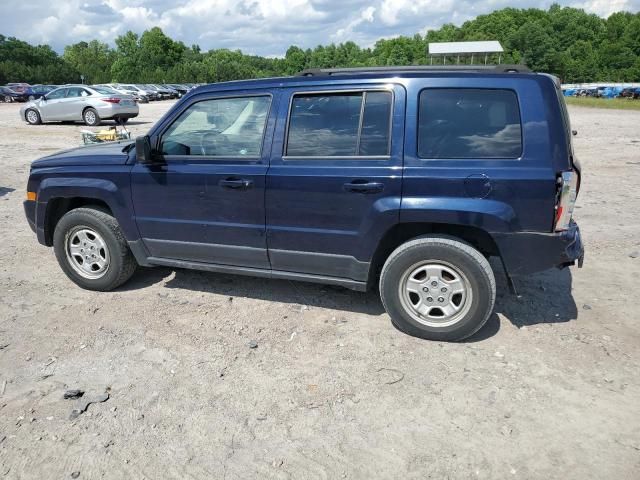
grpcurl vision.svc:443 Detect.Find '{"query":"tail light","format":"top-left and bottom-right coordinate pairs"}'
top-left (101, 97), bottom-right (121, 104)
top-left (554, 170), bottom-right (579, 231)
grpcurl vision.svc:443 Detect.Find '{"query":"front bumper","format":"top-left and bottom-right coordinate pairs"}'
top-left (493, 222), bottom-right (584, 277)
top-left (24, 200), bottom-right (36, 233)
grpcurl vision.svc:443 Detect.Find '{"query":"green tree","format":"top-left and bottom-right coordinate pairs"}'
top-left (63, 40), bottom-right (114, 84)
top-left (3, 6), bottom-right (640, 86)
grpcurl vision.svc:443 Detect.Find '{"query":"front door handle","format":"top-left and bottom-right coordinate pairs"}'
top-left (219, 178), bottom-right (253, 190)
top-left (343, 181), bottom-right (384, 194)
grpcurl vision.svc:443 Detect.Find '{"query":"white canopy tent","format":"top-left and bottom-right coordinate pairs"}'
top-left (428, 41), bottom-right (504, 65)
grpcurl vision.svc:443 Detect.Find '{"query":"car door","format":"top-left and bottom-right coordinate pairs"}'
top-left (58, 87), bottom-right (88, 121)
top-left (266, 84), bottom-right (405, 282)
top-left (130, 90), bottom-right (277, 268)
top-left (39, 87), bottom-right (68, 121)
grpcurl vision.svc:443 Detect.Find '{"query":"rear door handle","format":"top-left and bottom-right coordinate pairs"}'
top-left (219, 178), bottom-right (253, 190)
top-left (343, 181), bottom-right (384, 194)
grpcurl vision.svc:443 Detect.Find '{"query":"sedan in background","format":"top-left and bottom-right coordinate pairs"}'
top-left (134, 85), bottom-right (160, 101)
top-left (26, 85), bottom-right (56, 101)
top-left (98, 84), bottom-right (149, 103)
top-left (1, 86), bottom-right (28, 102)
top-left (6, 83), bottom-right (31, 94)
top-left (166, 84), bottom-right (189, 97)
top-left (20, 85), bottom-right (138, 126)
top-left (115, 84), bottom-right (153, 103)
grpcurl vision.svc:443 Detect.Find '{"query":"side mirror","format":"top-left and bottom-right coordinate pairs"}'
top-left (41, 96), bottom-right (47, 102)
top-left (135, 135), bottom-right (153, 164)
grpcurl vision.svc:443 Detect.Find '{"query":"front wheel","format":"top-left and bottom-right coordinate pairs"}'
top-left (53, 208), bottom-right (137, 291)
top-left (25, 109), bottom-right (41, 125)
top-left (380, 236), bottom-right (496, 341)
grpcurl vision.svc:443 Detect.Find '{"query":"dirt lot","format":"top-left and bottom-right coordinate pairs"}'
top-left (0, 100), bottom-right (639, 479)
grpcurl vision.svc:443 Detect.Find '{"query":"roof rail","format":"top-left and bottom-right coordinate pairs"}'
top-left (297, 65), bottom-right (531, 77)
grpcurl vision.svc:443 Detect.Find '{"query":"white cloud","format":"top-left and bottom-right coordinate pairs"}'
top-left (1, 0), bottom-right (638, 56)
top-left (332, 6), bottom-right (377, 42)
top-left (577, 0), bottom-right (635, 17)
top-left (379, 0), bottom-right (456, 26)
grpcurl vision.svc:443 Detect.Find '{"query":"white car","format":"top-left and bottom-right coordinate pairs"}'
top-left (99, 84), bottom-right (149, 103)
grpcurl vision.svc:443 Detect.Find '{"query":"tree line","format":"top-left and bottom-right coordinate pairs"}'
top-left (1, 4), bottom-right (639, 86)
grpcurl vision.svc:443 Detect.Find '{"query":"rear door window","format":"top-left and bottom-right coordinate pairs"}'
top-left (66, 88), bottom-right (89, 98)
top-left (286, 91), bottom-right (392, 157)
top-left (418, 89), bottom-right (522, 159)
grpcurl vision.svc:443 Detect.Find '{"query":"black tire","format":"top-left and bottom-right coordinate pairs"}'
top-left (28, 95), bottom-right (35, 101)
top-left (53, 207), bottom-right (137, 291)
top-left (115, 117), bottom-right (129, 125)
top-left (4, 95), bottom-right (12, 103)
top-left (83, 107), bottom-right (101, 126)
top-left (380, 236), bottom-right (496, 341)
top-left (25, 108), bottom-right (41, 125)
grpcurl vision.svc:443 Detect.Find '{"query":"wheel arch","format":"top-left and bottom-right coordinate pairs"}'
top-left (24, 107), bottom-right (41, 122)
top-left (82, 105), bottom-right (97, 118)
top-left (367, 222), bottom-right (501, 288)
top-left (43, 197), bottom-right (113, 246)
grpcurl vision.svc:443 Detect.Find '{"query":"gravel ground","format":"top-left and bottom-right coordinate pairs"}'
top-left (0, 101), bottom-right (639, 479)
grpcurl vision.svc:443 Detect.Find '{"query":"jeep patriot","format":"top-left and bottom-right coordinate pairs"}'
top-left (23, 65), bottom-right (584, 341)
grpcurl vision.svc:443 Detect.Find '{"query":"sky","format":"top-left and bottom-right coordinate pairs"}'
top-left (2, 0), bottom-right (639, 57)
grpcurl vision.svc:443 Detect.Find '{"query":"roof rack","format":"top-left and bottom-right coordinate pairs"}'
top-left (297, 65), bottom-right (531, 77)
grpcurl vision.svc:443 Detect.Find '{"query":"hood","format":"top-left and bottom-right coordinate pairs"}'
top-left (31, 140), bottom-right (134, 168)
top-left (21, 98), bottom-right (42, 109)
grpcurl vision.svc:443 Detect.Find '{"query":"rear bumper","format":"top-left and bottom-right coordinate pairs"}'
top-left (493, 221), bottom-right (584, 276)
top-left (95, 104), bottom-right (139, 119)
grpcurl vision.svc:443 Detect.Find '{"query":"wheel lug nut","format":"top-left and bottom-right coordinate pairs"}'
top-left (426, 297), bottom-right (433, 302)
top-left (422, 287), bottom-right (429, 292)
top-left (441, 287), bottom-right (447, 293)
top-left (438, 297), bottom-right (444, 302)
top-left (431, 281), bottom-right (437, 287)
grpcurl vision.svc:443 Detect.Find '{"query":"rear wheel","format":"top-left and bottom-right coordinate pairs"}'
top-left (53, 208), bottom-right (137, 291)
top-left (83, 108), bottom-right (101, 126)
top-left (115, 117), bottom-right (129, 125)
top-left (380, 236), bottom-right (496, 341)
top-left (25, 109), bottom-right (41, 125)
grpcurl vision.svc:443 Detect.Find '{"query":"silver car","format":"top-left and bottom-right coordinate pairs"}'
top-left (116, 84), bottom-right (153, 103)
top-left (20, 85), bottom-right (139, 126)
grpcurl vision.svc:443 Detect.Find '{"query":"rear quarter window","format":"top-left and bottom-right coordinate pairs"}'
top-left (418, 89), bottom-right (522, 159)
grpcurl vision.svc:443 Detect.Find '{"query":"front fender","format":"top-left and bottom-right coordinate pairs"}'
top-left (400, 197), bottom-right (518, 233)
top-left (35, 177), bottom-right (138, 244)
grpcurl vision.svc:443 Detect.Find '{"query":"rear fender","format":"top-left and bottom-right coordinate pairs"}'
top-left (400, 197), bottom-right (517, 233)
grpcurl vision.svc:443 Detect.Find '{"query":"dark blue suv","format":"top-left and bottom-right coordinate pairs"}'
top-left (23, 65), bottom-right (584, 341)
